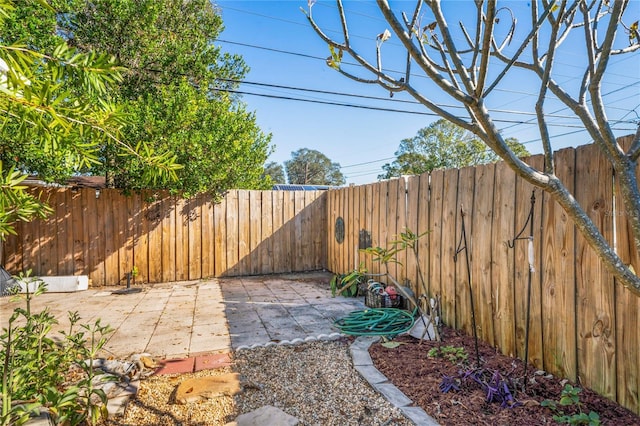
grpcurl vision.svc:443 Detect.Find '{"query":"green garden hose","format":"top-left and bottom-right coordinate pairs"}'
top-left (333, 308), bottom-right (417, 338)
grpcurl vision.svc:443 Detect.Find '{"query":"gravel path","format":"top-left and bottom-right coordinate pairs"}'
top-left (104, 339), bottom-right (412, 425)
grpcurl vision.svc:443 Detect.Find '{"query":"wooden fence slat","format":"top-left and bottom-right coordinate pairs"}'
top-left (512, 155), bottom-right (544, 366)
top-left (145, 197), bottom-right (162, 284)
top-left (212, 197), bottom-right (226, 276)
top-left (260, 191), bottom-right (273, 275)
top-left (440, 169), bottom-right (459, 328)
top-left (395, 178), bottom-right (407, 284)
top-left (103, 189), bottom-right (120, 285)
top-left (293, 191), bottom-right (305, 272)
top-left (310, 192), bottom-right (324, 270)
top-left (470, 163), bottom-right (496, 347)
top-left (161, 194), bottom-right (176, 283)
top-left (248, 191), bottom-right (261, 275)
top-left (541, 148), bottom-right (577, 380)
top-left (364, 184), bottom-right (374, 274)
top-left (284, 191), bottom-right (295, 273)
top-left (417, 173), bottom-right (431, 301)
top-left (346, 186), bottom-right (355, 273)
top-left (124, 192), bottom-right (135, 284)
top-left (615, 137), bottom-right (640, 415)
top-left (428, 171), bottom-right (444, 302)
top-left (272, 191), bottom-right (286, 273)
top-left (491, 161), bottom-right (516, 357)
top-left (41, 189), bottom-right (57, 276)
top-left (225, 190), bottom-right (239, 275)
top-left (56, 189), bottom-right (74, 275)
top-left (201, 195), bottom-right (214, 279)
top-left (575, 144), bottom-right (616, 400)
top-left (386, 179), bottom-right (399, 281)
top-left (455, 166), bottom-right (475, 335)
top-left (235, 191), bottom-right (250, 275)
top-left (405, 176), bottom-right (420, 293)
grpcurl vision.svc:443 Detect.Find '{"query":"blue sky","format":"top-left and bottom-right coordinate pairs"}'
top-left (215, 0), bottom-right (640, 185)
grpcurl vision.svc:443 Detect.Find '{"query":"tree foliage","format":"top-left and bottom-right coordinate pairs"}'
top-left (0, 0), bottom-right (178, 238)
top-left (0, 0), bottom-right (272, 198)
top-left (305, 0), bottom-right (640, 292)
top-left (285, 148), bottom-right (345, 186)
top-left (263, 161), bottom-right (286, 185)
top-left (380, 119), bottom-right (530, 179)
top-left (64, 0), bottom-right (272, 195)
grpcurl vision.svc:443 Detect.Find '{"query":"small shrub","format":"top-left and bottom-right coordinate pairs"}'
top-left (1, 272), bottom-right (114, 426)
top-left (541, 384), bottom-right (601, 425)
top-left (428, 345), bottom-right (468, 364)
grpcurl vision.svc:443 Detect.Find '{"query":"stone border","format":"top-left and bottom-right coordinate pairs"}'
top-left (234, 332), bottom-right (344, 351)
top-left (350, 336), bottom-right (440, 426)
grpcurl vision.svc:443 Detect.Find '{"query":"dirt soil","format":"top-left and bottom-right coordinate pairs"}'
top-left (369, 326), bottom-right (640, 426)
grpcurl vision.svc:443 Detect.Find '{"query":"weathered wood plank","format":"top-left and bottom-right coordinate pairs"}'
top-left (363, 184), bottom-right (374, 274)
top-left (395, 178), bottom-right (408, 284)
top-left (386, 179), bottom-right (399, 281)
top-left (293, 191), bottom-right (305, 272)
top-left (455, 166), bottom-right (475, 336)
top-left (237, 190), bottom-right (251, 275)
top-left (490, 161), bottom-right (516, 357)
top-left (541, 148), bottom-right (577, 380)
top-left (440, 169), bottom-right (459, 328)
top-left (470, 163), bottom-right (496, 347)
top-left (249, 191), bottom-right (262, 275)
top-left (161, 194), bottom-right (176, 283)
top-left (57, 189), bottom-right (74, 275)
top-left (405, 176), bottom-right (420, 293)
top-left (200, 195), bottom-right (214, 279)
top-left (417, 173), bottom-right (431, 302)
top-left (260, 191), bottom-right (274, 275)
top-left (575, 144), bottom-right (616, 400)
top-left (146, 196), bottom-right (163, 284)
top-left (283, 191), bottom-right (295, 273)
top-left (213, 196), bottom-right (227, 277)
top-left (225, 190), bottom-right (240, 275)
top-left (103, 189), bottom-right (120, 285)
top-left (428, 170), bottom-right (444, 302)
top-left (614, 137), bottom-right (640, 415)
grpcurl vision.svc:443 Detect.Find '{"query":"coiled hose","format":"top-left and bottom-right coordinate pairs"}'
top-left (333, 307), bottom-right (417, 338)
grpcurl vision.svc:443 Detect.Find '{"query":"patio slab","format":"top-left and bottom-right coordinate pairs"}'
top-left (0, 271), bottom-right (364, 358)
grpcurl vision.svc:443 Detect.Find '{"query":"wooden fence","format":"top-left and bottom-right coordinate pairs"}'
top-left (326, 139), bottom-right (640, 415)
top-left (2, 138), bottom-right (639, 415)
top-left (2, 189), bottom-right (327, 286)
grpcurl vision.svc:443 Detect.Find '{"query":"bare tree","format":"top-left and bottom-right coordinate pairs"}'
top-left (304, 0), bottom-right (640, 292)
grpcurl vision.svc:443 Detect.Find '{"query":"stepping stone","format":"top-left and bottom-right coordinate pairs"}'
top-left (194, 353), bottom-right (232, 371)
top-left (175, 372), bottom-right (241, 404)
top-left (155, 357), bottom-right (195, 375)
top-left (231, 405), bottom-right (300, 426)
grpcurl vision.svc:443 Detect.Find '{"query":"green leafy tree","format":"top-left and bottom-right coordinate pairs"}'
top-left (65, 0), bottom-right (272, 194)
top-left (306, 0), bottom-right (640, 292)
top-left (0, 0), bottom-right (178, 238)
top-left (263, 161), bottom-right (286, 185)
top-left (379, 119), bottom-right (530, 179)
top-left (285, 148), bottom-right (345, 186)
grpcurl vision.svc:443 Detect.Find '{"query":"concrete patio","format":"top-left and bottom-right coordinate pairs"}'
top-left (0, 271), bottom-right (365, 359)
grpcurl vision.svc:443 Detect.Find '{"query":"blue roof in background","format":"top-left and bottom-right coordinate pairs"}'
top-left (272, 184), bottom-right (334, 191)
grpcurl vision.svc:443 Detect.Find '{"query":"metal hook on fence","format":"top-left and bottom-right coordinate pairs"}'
top-left (453, 204), bottom-right (480, 368)
top-left (508, 189), bottom-right (536, 389)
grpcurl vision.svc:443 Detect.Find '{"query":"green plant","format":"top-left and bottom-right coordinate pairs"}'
top-left (330, 263), bottom-right (366, 297)
top-left (1, 275), bottom-right (115, 426)
top-left (428, 345), bottom-right (468, 364)
top-left (541, 384), bottom-right (601, 425)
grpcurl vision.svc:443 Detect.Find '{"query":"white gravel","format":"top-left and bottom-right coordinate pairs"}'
top-left (105, 339), bottom-right (413, 425)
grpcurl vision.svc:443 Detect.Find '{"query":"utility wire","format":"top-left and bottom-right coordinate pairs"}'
top-left (215, 87), bottom-right (635, 130)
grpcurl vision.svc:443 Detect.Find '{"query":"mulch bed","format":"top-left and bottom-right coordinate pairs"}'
top-left (369, 326), bottom-right (640, 425)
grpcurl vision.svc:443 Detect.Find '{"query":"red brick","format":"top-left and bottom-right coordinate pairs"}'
top-left (194, 353), bottom-right (233, 372)
top-left (154, 357), bottom-right (195, 375)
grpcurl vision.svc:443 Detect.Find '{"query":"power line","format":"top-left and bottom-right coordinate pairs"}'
top-left (215, 87), bottom-right (635, 131)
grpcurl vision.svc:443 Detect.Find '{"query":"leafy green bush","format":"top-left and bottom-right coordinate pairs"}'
top-left (541, 384), bottom-right (601, 425)
top-left (428, 345), bottom-right (468, 364)
top-left (1, 272), bottom-right (114, 425)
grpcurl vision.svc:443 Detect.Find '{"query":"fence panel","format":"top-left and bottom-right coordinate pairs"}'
top-left (575, 144), bottom-right (617, 401)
